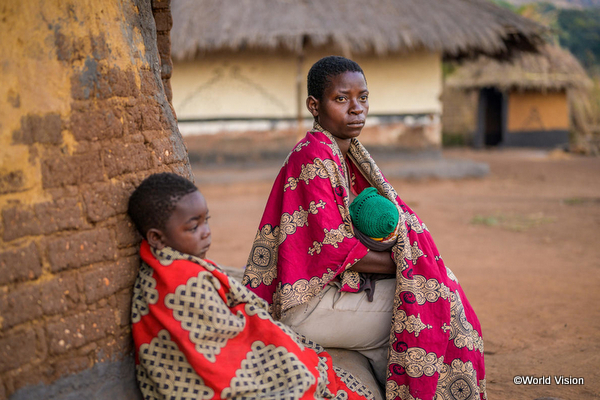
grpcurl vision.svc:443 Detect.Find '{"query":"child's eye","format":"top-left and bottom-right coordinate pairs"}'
top-left (360, 95), bottom-right (368, 101)
top-left (205, 215), bottom-right (211, 224)
top-left (189, 224), bottom-right (199, 232)
top-left (336, 96), bottom-right (346, 102)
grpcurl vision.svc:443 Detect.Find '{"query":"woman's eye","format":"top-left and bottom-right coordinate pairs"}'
top-left (336, 97), bottom-right (346, 102)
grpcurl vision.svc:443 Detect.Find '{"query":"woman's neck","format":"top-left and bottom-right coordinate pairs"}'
top-left (334, 137), bottom-right (351, 158)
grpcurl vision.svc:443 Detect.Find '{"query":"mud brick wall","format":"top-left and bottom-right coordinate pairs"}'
top-left (0, 0), bottom-right (189, 399)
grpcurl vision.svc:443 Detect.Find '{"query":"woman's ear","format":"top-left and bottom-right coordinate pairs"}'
top-left (306, 96), bottom-right (319, 118)
top-left (146, 228), bottom-right (167, 250)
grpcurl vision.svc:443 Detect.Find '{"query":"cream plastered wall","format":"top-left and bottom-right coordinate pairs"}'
top-left (507, 90), bottom-right (569, 132)
top-left (171, 49), bottom-right (442, 120)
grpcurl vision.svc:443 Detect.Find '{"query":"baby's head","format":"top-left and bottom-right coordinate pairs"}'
top-left (350, 187), bottom-right (398, 241)
top-left (128, 173), bottom-right (211, 258)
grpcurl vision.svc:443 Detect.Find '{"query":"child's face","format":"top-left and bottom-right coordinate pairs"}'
top-left (309, 71), bottom-right (369, 142)
top-left (161, 190), bottom-right (211, 258)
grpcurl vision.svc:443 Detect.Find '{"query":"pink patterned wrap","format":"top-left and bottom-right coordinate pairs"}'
top-left (243, 126), bottom-right (487, 400)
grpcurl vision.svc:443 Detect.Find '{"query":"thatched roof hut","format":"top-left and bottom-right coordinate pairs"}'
top-left (444, 45), bottom-right (591, 148)
top-left (445, 44), bottom-right (592, 91)
top-left (169, 0), bottom-right (548, 150)
top-left (171, 0), bottom-right (545, 60)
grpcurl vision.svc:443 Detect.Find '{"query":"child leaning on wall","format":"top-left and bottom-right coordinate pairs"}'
top-left (127, 172), bottom-right (375, 400)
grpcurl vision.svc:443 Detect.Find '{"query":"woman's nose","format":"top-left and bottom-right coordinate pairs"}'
top-left (349, 100), bottom-right (363, 114)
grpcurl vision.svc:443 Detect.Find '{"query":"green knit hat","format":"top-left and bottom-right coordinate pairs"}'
top-left (349, 187), bottom-right (399, 238)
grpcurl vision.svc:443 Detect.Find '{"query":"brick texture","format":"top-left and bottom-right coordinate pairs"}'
top-left (82, 182), bottom-right (131, 222)
top-left (2, 198), bottom-right (85, 241)
top-left (47, 308), bottom-right (117, 355)
top-left (81, 256), bottom-right (138, 304)
top-left (47, 229), bottom-right (116, 273)
top-left (70, 102), bottom-right (124, 141)
top-left (0, 170), bottom-right (25, 195)
top-left (41, 152), bottom-right (104, 189)
top-left (0, 329), bottom-right (37, 373)
top-left (12, 113), bottom-right (63, 145)
top-left (0, 284), bottom-right (44, 330)
top-left (0, 242), bottom-right (42, 285)
top-left (0, 0), bottom-right (183, 397)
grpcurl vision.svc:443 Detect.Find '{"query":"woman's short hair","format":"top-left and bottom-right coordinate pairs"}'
top-left (307, 56), bottom-right (365, 100)
top-left (128, 172), bottom-right (198, 238)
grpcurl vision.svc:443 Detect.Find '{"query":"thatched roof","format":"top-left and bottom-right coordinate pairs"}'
top-left (171, 0), bottom-right (545, 61)
top-left (445, 44), bottom-right (592, 91)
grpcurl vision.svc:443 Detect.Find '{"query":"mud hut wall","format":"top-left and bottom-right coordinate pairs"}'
top-left (441, 87), bottom-right (478, 136)
top-left (0, 0), bottom-right (190, 398)
top-left (507, 90), bottom-right (569, 132)
top-left (171, 49), bottom-right (443, 120)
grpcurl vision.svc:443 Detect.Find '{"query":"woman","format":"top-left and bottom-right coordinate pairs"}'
top-left (243, 56), bottom-right (486, 400)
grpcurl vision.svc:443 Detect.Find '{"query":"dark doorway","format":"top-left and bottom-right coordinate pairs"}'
top-left (475, 88), bottom-right (505, 147)
top-left (483, 88), bottom-right (503, 146)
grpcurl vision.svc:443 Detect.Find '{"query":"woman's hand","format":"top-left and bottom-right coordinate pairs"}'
top-left (349, 250), bottom-right (396, 274)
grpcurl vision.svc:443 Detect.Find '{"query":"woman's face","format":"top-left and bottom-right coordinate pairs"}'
top-left (312, 71), bottom-right (369, 142)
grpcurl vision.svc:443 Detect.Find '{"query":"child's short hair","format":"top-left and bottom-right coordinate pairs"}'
top-left (128, 172), bottom-right (198, 238)
top-left (307, 56), bottom-right (365, 100)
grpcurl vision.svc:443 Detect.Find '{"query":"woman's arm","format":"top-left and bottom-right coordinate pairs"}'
top-left (349, 250), bottom-right (396, 274)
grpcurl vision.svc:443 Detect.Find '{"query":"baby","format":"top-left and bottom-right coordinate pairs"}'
top-left (349, 187), bottom-right (399, 251)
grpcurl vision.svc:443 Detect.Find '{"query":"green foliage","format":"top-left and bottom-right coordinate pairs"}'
top-left (489, 0), bottom-right (519, 11)
top-left (557, 8), bottom-right (600, 70)
top-left (442, 62), bottom-right (457, 79)
top-left (442, 132), bottom-right (469, 147)
top-left (488, 1), bottom-right (600, 73)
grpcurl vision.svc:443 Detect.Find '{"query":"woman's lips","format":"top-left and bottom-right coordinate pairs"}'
top-left (347, 120), bottom-right (365, 127)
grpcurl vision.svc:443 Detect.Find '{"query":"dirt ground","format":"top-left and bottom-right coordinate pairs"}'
top-left (190, 147), bottom-right (600, 400)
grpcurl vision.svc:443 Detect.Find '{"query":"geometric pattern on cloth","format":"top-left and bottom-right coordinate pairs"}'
top-left (220, 340), bottom-right (315, 399)
top-left (244, 302), bottom-right (302, 347)
top-left (131, 262), bottom-right (158, 324)
top-left (384, 381), bottom-right (417, 400)
top-left (296, 335), bottom-right (334, 398)
top-left (271, 268), bottom-right (337, 320)
top-left (137, 329), bottom-right (214, 400)
top-left (308, 222), bottom-right (355, 256)
top-left (388, 346), bottom-right (444, 378)
top-left (396, 274), bottom-right (451, 306)
top-left (406, 213), bottom-right (425, 234)
top-left (225, 272), bottom-right (257, 307)
top-left (165, 271), bottom-right (245, 362)
top-left (441, 292), bottom-right (484, 354)
top-left (245, 223), bottom-right (280, 287)
top-left (435, 359), bottom-right (481, 400)
top-left (409, 241), bottom-right (426, 265)
top-left (479, 379), bottom-right (487, 400)
top-left (393, 310), bottom-right (432, 338)
top-left (332, 365), bottom-right (375, 400)
top-left (283, 158), bottom-right (339, 192)
top-left (446, 266), bottom-right (459, 284)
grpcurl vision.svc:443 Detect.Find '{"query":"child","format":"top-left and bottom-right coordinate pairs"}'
top-left (244, 56), bottom-right (487, 399)
top-left (127, 172), bottom-right (374, 400)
